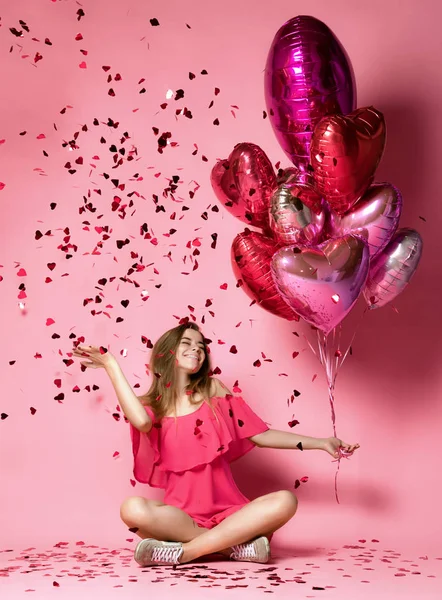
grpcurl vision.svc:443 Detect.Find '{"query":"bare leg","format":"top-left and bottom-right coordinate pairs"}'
top-left (120, 496), bottom-right (232, 557)
top-left (180, 490), bottom-right (298, 563)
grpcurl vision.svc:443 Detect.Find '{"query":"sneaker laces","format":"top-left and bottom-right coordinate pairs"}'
top-left (231, 541), bottom-right (256, 560)
top-left (151, 545), bottom-right (182, 564)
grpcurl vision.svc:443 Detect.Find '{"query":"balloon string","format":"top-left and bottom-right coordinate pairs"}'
top-left (303, 309), bottom-right (369, 504)
top-left (318, 332), bottom-right (340, 503)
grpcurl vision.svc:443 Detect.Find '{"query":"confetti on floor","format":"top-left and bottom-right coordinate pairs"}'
top-left (1, 538), bottom-right (440, 599)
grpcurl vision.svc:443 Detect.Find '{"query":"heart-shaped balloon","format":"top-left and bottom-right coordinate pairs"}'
top-left (271, 235), bottom-right (369, 334)
top-left (211, 143), bottom-right (277, 231)
top-left (310, 106), bottom-right (386, 215)
top-left (275, 168), bottom-right (323, 214)
top-left (269, 180), bottom-right (325, 247)
top-left (265, 15), bottom-right (356, 168)
top-left (328, 183), bottom-right (402, 258)
top-left (363, 228), bottom-right (423, 309)
top-left (232, 229), bottom-right (299, 321)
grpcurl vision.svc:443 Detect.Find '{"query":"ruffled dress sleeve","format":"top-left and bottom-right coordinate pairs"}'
top-left (214, 394), bottom-right (270, 462)
top-left (129, 404), bottom-right (167, 488)
top-left (129, 395), bottom-right (269, 487)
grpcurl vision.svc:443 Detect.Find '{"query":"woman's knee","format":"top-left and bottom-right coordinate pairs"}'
top-left (119, 496), bottom-right (153, 524)
top-left (274, 490), bottom-right (298, 517)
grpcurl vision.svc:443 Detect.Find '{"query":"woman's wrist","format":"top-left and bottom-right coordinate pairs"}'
top-left (316, 437), bottom-right (327, 451)
top-left (104, 355), bottom-right (120, 374)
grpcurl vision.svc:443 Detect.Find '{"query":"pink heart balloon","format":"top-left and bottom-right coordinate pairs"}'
top-left (271, 235), bottom-right (370, 334)
top-left (232, 229), bottom-right (299, 321)
top-left (328, 183), bottom-right (402, 258)
top-left (211, 143), bottom-right (277, 231)
top-left (310, 106), bottom-right (386, 215)
top-left (363, 228), bottom-right (423, 309)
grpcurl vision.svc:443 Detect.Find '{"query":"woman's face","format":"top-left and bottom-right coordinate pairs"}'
top-left (175, 328), bottom-right (206, 374)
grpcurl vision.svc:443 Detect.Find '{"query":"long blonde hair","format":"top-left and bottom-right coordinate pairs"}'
top-left (138, 322), bottom-right (218, 421)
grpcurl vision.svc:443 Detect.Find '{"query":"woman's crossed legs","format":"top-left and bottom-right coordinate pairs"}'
top-left (120, 490), bottom-right (298, 563)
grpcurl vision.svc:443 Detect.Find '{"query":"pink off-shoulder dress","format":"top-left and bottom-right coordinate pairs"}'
top-left (130, 395), bottom-right (269, 530)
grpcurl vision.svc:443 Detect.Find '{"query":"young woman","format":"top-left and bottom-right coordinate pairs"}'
top-left (72, 322), bottom-right (359, 567)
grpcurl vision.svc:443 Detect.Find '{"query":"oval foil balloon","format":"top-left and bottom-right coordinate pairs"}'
top-left (265, 15), bottom-right (356, 168)
top-left (271, 235), bottom-right (369, 334)
top-left (269, 182), bottom-right (325, 246)
top-left (211, 143), bottom-right (277, 231)
top-left (310, 106), bottom-right (386, 215)
top-left (328, 183), bottom-right (402, 258)
top-left (232, 229), bottom-right (299, 321)
top-left (363, 228), bottom-right (423, 309)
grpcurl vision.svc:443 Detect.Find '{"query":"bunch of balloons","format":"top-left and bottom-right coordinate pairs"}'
top-left (211, 16), bottom-right (423, 337)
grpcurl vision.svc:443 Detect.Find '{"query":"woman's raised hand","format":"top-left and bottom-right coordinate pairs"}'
top-left (71, 344), bottom-right (117, 370)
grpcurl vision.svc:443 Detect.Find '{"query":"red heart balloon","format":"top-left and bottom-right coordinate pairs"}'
top-left (231, 229), bottom-right (299, 321)
top-left (211, 143), bottom-right (277, 231)
top-left (310, 106), bottom-right (386, 215)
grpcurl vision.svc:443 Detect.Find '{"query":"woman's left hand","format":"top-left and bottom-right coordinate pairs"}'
top-left (320, 437), bottom-right (360, 458)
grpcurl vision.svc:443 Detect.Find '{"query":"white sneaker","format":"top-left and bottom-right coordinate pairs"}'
top-left (134, 538), bottom-right (184, 566)
top-left (230, 536), bottom-right (270, 563)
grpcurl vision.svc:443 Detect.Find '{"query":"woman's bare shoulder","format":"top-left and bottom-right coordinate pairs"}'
top-left (209, 377), bottom-right (232, 398)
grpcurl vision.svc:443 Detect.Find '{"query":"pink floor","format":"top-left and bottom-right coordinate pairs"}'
top-left (1, 538), bottom-right (440, 600)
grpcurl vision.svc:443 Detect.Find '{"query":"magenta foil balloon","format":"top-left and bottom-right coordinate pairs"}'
top-left (265, 15), bottom-right (356, 168)
top-left (271, 235), bottom-right (369, 334)
top-left (363, 228), bottom-right (423, 309)
top-left (211, 143), bottom-right (277, 231)
top-left (232, 229), bottom-right (299, 321)
top-left (269, 181), bottom-right (325, 246)
top-left (328, 183), bottom-right (402, 258)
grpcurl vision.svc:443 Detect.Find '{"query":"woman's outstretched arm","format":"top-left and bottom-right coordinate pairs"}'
top-left (105, 358), bottom-right (152, 432)
top-left (249, 429), bottom-right (360, 457)
top-left (71, 344), bottom-right (152, 433)
top-left (249, 429), bottom-right (324, 451)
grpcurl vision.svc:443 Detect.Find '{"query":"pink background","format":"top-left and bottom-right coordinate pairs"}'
top-left (0, 0), bottom-right (441, 558)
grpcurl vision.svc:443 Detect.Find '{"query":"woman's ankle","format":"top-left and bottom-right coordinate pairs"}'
top-left (180, 543), bottom-right (195, 563)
